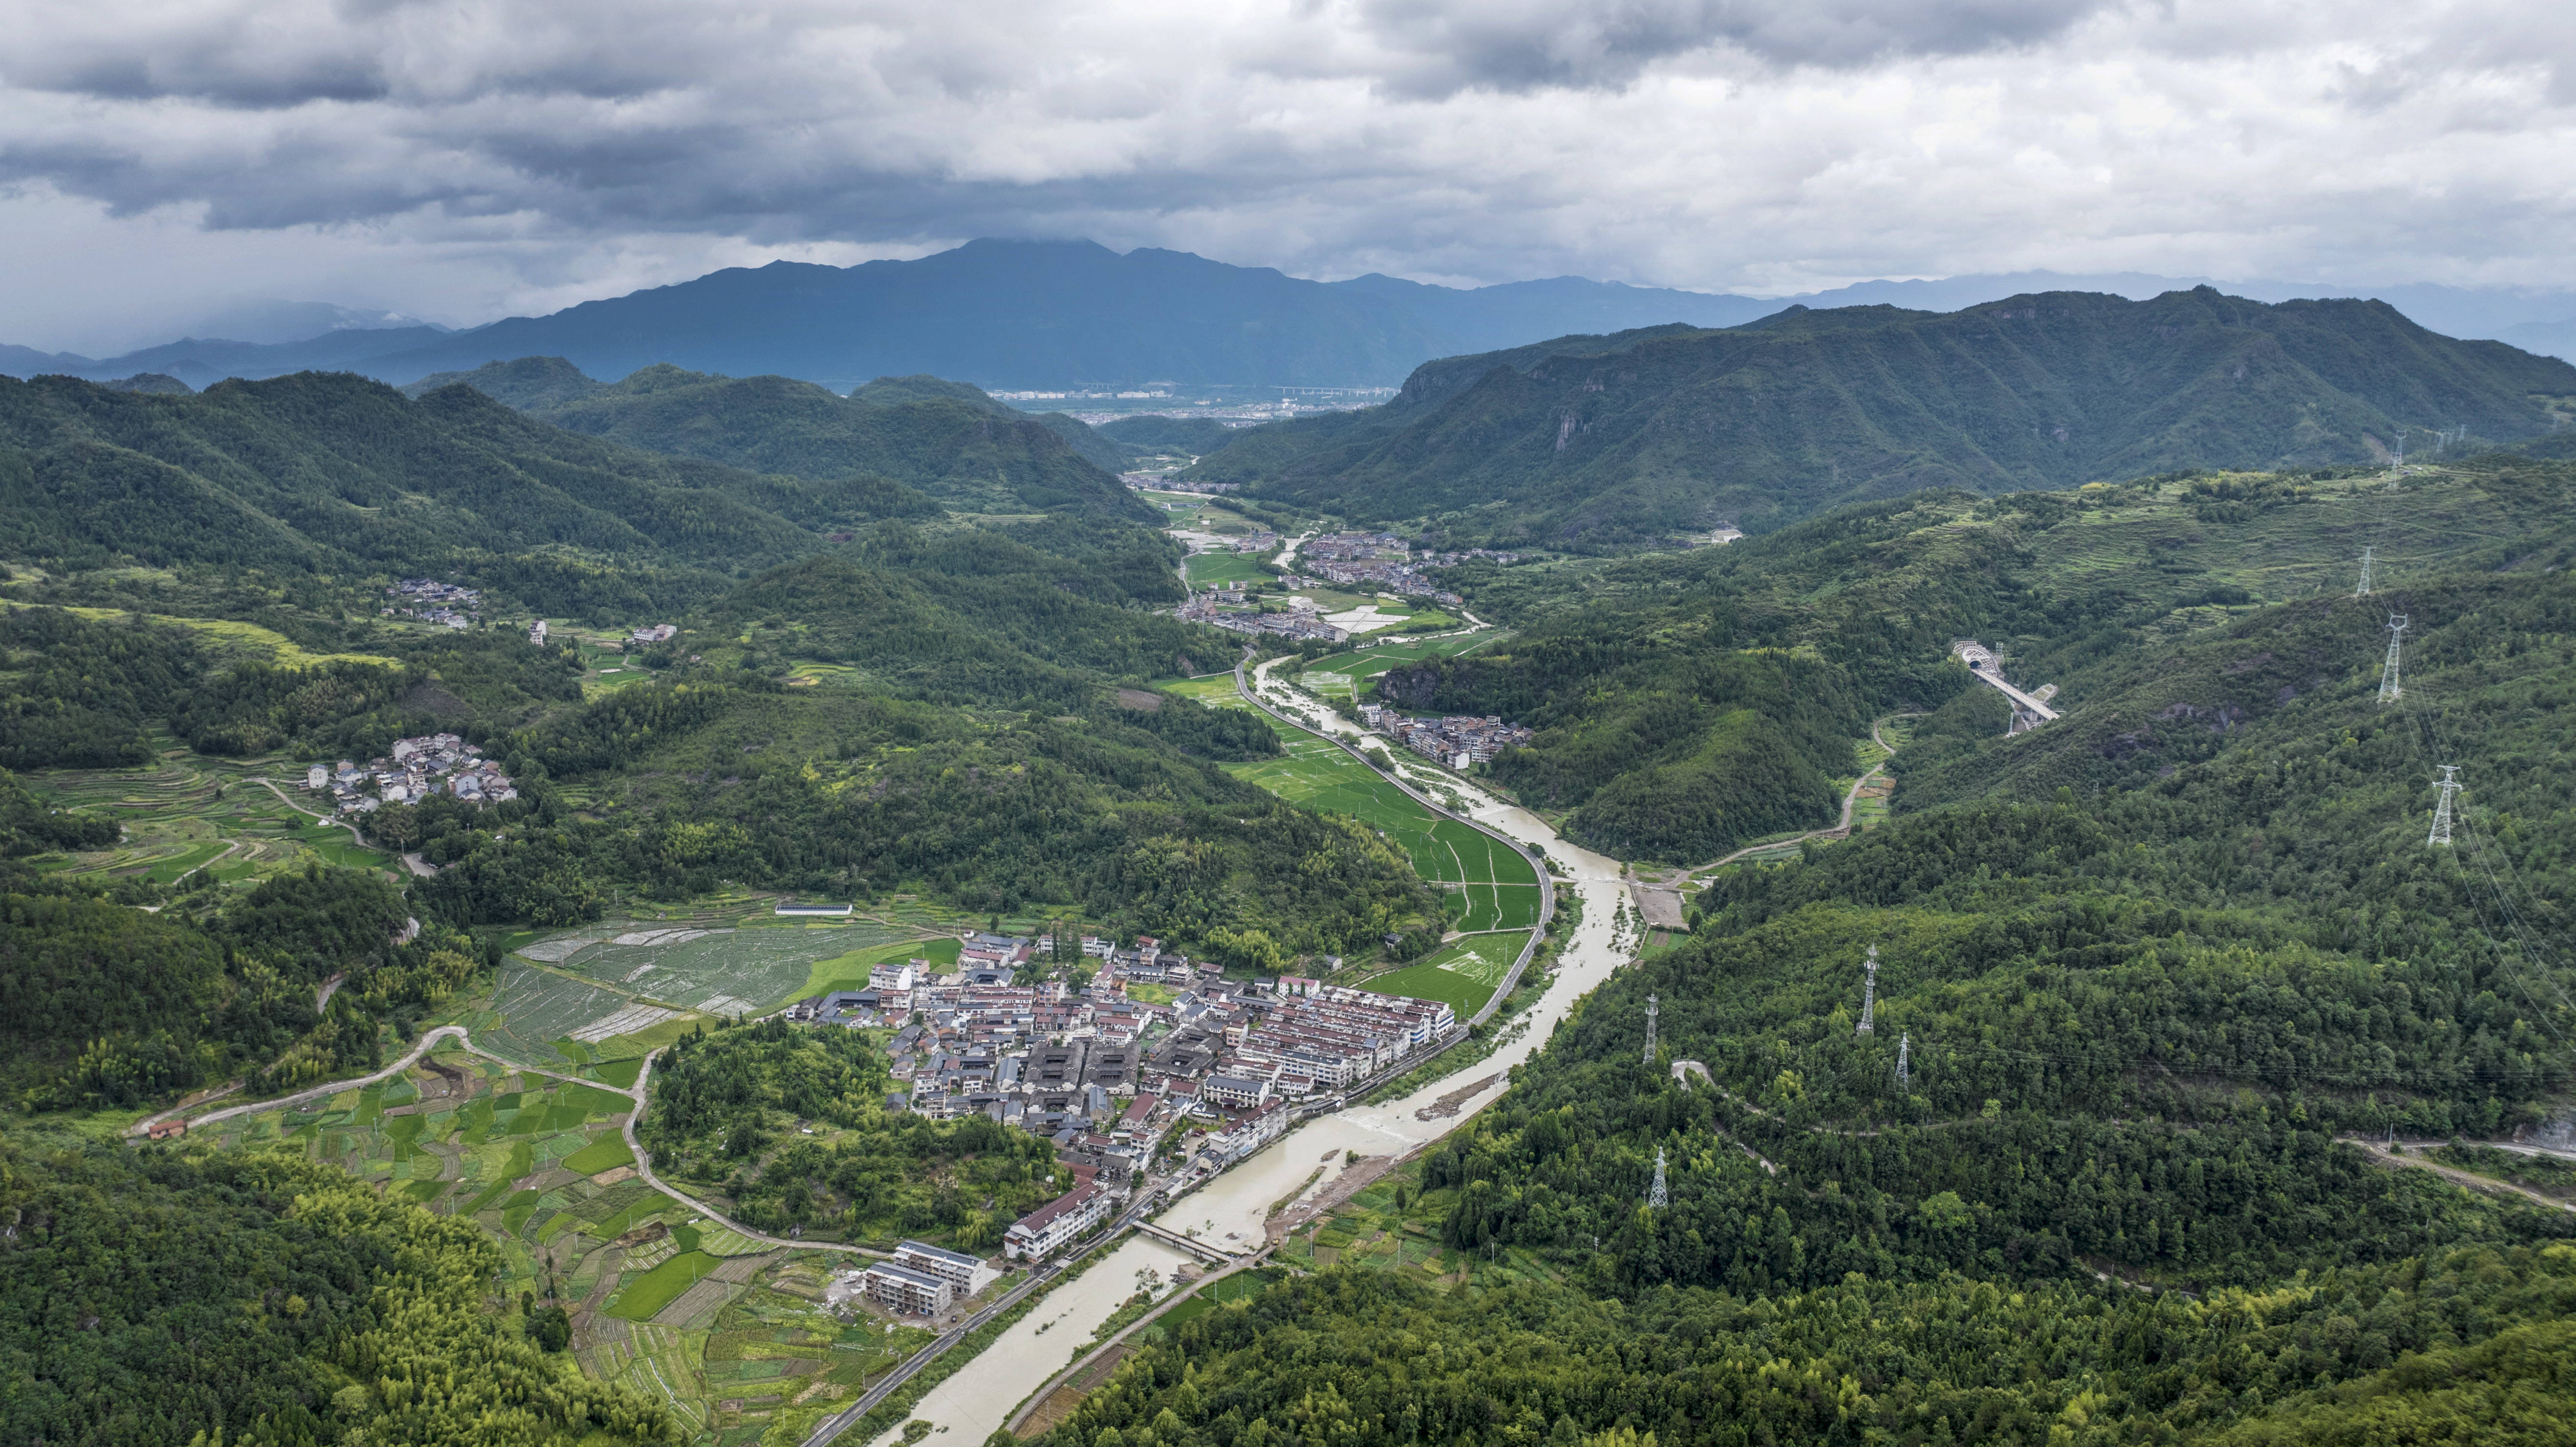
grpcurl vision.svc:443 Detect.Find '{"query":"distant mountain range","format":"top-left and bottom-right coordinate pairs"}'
top-left (8, 240), bottom-right (2576, 393)
top-left (1186, 288), bottom-right (2576, 547)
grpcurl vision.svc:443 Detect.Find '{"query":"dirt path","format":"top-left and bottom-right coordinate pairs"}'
top-left (620, 1046), bottom-right (889, 1259)
top-left (2343, 1137), bottom-right (2576, 1214)
top-left (253, 777), bottom-right (368, 844)
top-left (1678, 713), bottom-right (1917, 877)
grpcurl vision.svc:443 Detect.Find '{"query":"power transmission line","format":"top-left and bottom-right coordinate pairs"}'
top-left (1895, 1032), bottom-right (1910, 1093)
top-left (2355, 546), bottom-right (2375, 597)
top-left (2378, 615), bottom-right (2407, 702)
top-left (1642, 993), bottom-right (1658, 1064)
top-left (2427, 765), bottom-right (2462, 847)
top-left (1856, 946), bottom-right (1877, 1036)
top-left (1648, 1148), bottom-right (1668, 1209)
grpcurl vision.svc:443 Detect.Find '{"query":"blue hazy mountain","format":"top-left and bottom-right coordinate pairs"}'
top-left (11, 242), bottom-right (2576, 392)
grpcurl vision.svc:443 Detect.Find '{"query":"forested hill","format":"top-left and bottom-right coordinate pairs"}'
top-left (0, 370), bottom-right (942, 588)
top-left (405, 356), bottom-right (1150, 483)
top-left (1184, 287), bottom-right (2576, 546)
top-left (1379, 456), bottom-right (2576, 862)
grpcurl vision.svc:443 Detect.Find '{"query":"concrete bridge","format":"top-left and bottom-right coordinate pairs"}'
top-left (1134, 1220), bottom-right (1237, 1264)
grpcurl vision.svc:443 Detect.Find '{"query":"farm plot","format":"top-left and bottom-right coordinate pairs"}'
top-left (1182, 551), bottom-right (1273, 587)
top-left (481, 961), bottom-right (666, 1064)
top-left (1228, 732), bottom-right (1535, 889)
top-left (1367, 930), bottom-right (1532, 1017)
top-left (1159, 674), bottom-right (1257, 711)
top-left (561, 921), bottom-right (917, 1016)
top-left (1448, 882), bottom-right (1544, 933)
top-left (1245, 751), bottom-right (1521, 882)
top-left (1299, 631), bottom-right (1502, 689)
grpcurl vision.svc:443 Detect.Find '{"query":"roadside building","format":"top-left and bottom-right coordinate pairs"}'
top-left (860, 1260), bottom-right (956, 1316)
top-left (1004, 1181), bottom-right (1112, 1261)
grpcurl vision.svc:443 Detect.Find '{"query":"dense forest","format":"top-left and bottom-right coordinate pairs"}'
top-left (0, 859), bottom-right (490, 1108)
top-left (641, 1017), bottom-right (1061, 1243)
top-left (0, 1140), bottom-right (673, 1446)
top-left (1037, 1249), bottom-right (2576, 1447)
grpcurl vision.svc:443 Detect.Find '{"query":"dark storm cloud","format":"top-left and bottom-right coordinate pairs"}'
top-left (0, 0), bottom-right (2572, 349)
top-left (1353, 0), bottom-right (2117, 95)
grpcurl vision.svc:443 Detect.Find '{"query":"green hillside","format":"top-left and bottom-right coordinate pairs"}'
top-left (1187, 289), bottom-right (2576, 546)
top-left (0, 371), bottom-right (841, 587)
top-left (431, 361), bottom-right (1155, 520)
top-left (1398, 456), bottom-right (2576, 861)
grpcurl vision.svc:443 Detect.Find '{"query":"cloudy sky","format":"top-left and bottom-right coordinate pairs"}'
top-left (4, 0), bottom-right (2573, 352)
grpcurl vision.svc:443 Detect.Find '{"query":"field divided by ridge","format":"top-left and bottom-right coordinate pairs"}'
top-left (1226, 731), bottom-right (1537, 888)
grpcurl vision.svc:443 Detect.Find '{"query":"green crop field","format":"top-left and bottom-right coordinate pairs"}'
top-left (1160, 674), bottom-right (1255, 711)
top-left (1228, 732), bottom-right (1538, 888)
top-left (793, 933), bottom-right (956, 1000)
top-left (1448, 883), bottom-right (1544, 932)
top-left (607, 1252), bottom-right (726, 1320)
top-left (1300, 631), bottom-right (1503, 687)
top-left (1367, 930), bottom-right (1531, 1017)
top-left (563, 1131), bottom-right (637, 1174)
top-left (1183, 552), bottom-right (1274, 587)
top-left (189, 1048), bottom-right (862, 1441)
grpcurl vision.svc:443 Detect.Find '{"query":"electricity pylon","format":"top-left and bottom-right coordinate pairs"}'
top-left (1648, 1148), bottom-right (1668, 1209)
top-left (1856, 946), bottom-right (1877, 1036)
top-left (2378, 615), bottom-right (2407, 703)
top-left (1895, 1032), bottom-right (1911, 1094)
top-left (2429, 766), bottom-right (2462, 847)
top-left (2355, 546), bottom-right (2375, 597)
top-left (1642, 993), bottom-right (1657, 1064)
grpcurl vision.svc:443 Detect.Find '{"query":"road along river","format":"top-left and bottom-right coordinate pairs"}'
top-left (862, 655), bottom-right (1635, 1447)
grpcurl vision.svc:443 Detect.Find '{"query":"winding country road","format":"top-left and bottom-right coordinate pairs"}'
top-left (143, 1026), bottom-right (895, 1262)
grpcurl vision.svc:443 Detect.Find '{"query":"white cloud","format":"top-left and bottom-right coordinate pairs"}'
top-left (1, 0), bottom-right (2573, 350)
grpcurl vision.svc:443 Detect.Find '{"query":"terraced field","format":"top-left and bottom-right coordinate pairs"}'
top-left (194, 1052), bottom-right (918, 1446)
top-left (22, 752), bottom-right (399, 885)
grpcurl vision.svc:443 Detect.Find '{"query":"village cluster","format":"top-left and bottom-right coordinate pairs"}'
top-left (1355, 704), bottom-right (1535, 768)
top-left (1282, 532), bottom-right (1524, 606)
top-left (382, 578), bottom-right (480, 628)
top-left (304, 733), bottom-right (517, 812)
top-left (1173, 590), bottom-right (1350, 643)
top-left (786, 929), bottom-right (1460, 1266)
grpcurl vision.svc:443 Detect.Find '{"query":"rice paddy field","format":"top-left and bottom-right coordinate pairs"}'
top-left (192, 1049), bottom-right (928, 1445)
top-left (1364, 929), bottom-right (1532, 1017)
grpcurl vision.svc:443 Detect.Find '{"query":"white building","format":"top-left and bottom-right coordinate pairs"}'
top-left (859, 1260), bottom-right (955, 1316)
top-left (529, 619), bottom-right (549, 644)
top-left (306, 764), bottom-right (328, 790)
top-left (893, 1239), bottom-right (995, 1296)
top-left (1004, 1181), bottom-right (1111, 1261)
